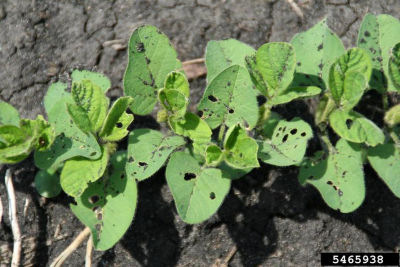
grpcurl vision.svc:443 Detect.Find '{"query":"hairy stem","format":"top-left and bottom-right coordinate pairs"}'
top-left (218, 124), bottom-right (226, 144)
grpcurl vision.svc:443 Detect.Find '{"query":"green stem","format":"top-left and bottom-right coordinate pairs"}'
top-left (319, 130), bottom-right (335, 154)
top-left (256, 103), bottom-right (271, 128)
top-left (382, 92), bottom-right (389, 111)
top-left (218, 124), bottom-right (226, 144)
top-left (317, 97), bottom-right (335, 126)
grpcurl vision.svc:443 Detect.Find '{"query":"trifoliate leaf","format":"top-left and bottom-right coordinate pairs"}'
top-left (34, 169), bottom-right (61, 198)
top-left (60, 146), bottom-right (109, 197)
top-left (299, 139), bottom-right (365, 213)
top-left (224, 124), bottom-right (259, 169)
top-left (205, 39), bottom-right (255, 83)
top-left (198, 65), bottom-right (258, 129)
top-left (71, 151), bottom-right (137, 251)
top-left (0, 101), bottom-right (20, 126)
top-left (169, 112), bottom-right (212, 146)
top-left (205, 144), bottom-right (223, 166)
top-left (166, 151), bottom-right (230, 224)
top-left (258, 118), bottom-right (313, 166)
top-left (384, 104), bottom-right (400, 127)
top-left (291, 18), bottom-right (345, 88)
top-left (329, 110), bottom-right (384, 147)
top-left (71, 70), bottom-right (111, 93)
top-left (124, 25), bottom-right (182, 115)
top-left (126, 129), bottom-right (185, 181)
top-left (99, 97), bottom-right (134, 142)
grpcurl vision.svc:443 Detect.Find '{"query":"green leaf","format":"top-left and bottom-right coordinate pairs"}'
top-left (0, 125), bottom-right (31, 164)
top-left (291, 18), bottom-right (345, 88)
top-left (389, 42), bottom-right (400, 91)
top-left (60, 146), bottom-right (109, 197)
top-left (71, 151), bottom-right (137, 251)
top-left (268, 86), bottom-right (321, 106)
top-left (159, 89), bottom-right (188, 120)
top-left (124, 25), bottom-right (182, 115)
top-left (0, 101), bottom-right (20, 126)
top-left (258, 118), bottom-right (313, 166)
top-left (34, 169), bottom-right (61, 198)
top-left (329, 48), bottom-right (372, 110)
top-left (329, 109), bottom-right (385, 147)
top-left (67, 103), bottom-right (92, 134)
top-left (357, 14), bottom-right (400, 92)
top-left (261, 111), bottom-right (282, 138)
top-left (218, 162), bottom-right (252, 180)
top-left (44, 82), bottom-right (70, 113)
top-left (166, 151), bottom-right (230, 224)
top-left (299, 139), bottom-right (365, 213)
top-left (247, 42), bottom-right (295, 98)
top-left (205, 39), bottom-right (255, 83)
top-left (385, 104), bottom-right (400, 127)
top-left (368, 143), bottom-right (400, 197)
top-left (99, 97), bottom-right (134, 141)
top-left (29, 115), bottom-right (55, 151)
top-left (198, 65), bottom-right (259, 129)
top-left (205, 144), bottom-right (223, 166)
top-left (126, 129), bottom-right (185, 181)
top-left (71, 80), bottom-right (109, 133)
top-left (224, 124), bottom-right (259, 169)
top-left (169, 112), bottom-right (212, 146)
top-left (71, 70), bottom-right (111, 93)
top-left (164, 71), bottom-right (189, 97)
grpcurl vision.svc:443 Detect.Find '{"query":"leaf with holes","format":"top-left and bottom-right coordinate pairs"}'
top-left (159, 89), bottom-right (188, 120)
top-left (71, 80), bottom-right (109, 133)
top-left (357, 14), bottom-right (400, 92)
top-left (99, 97), bottom-right (134, 142)
top-left (0, 101), bottom-right (20, 126)
top-left (224, 124), bottom-right (259, 169)
top-left (246, 42), bottom-right (295, 98)
top-left (389, 42), bottom-right (400, 91)
top-left (329, 110), bottom-right (384, 147)
top-left (299, 139), bottom-right (365, 213)
top-left (34, 169), bottom-right (61, 198)
top-left (206, 39), bottom-right (255, 83)
top-left (126, 129), bottom-right (185, 181)
top-left (60, 146), bottom-right (109, 197)
top-left (291, 18), bottom-right (345, 89)
top-left (71, 70), bottom-right (111, 93)
top-left (329, 48), bottom-right (371, 110)
top-left (198, 65), bottom-right (258, 129)
top-left (258, 118), bottom-right (313, 166)
top-left (385, 104), bottom-right (400, 127)
top-left (368, 143), bottom-right (400, 197)
top-left (205, 144), bottom-right (223, 167)
top-left (71, 151), bottom-right (137, 251)
top-left (166, 151), bottom-right (230, 224)
top-left (124, 25), bottom-right (182, 115)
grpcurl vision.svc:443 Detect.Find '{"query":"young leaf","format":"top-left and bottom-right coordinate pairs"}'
top-left (268, 86), bottom-right (321, 106)
top-left (384, 104), bottom-right (400, 127)
top-left (218, 162), bottom-right (252, 180)
top-left (166, 151), bottom-right (230, 224)
top-left (258, 118), bottom-right (313, 166)
top-left (169, 112), bottom-right (212, 146)
top-left (368, 143), bottom-right (400, 197)
top-left (205, 144), bottom-right (223, 166)
top-left (291, 18), bottom-right (345, 88)
top-left (329, 48), bottom-right (372, 110)
top-left (261, 111), bottom-right (282, 138)
top-left (99, 97), bottom-right (134, 141)
top-left (164, 71), bottom-right (190, 97)
top-left (224, 124), bottom-right (259, 169)
top-left (0, 101), bottom-right (20, 126)
top-left (126, 129), bottom-right (185, 181)
top-left (34, 169), bottom-right (61, 198)
top-left (159, 89), bottom-right (188, 120)
top-left (388, 42), bottom-right (400, 91)
top-left (124, 25), bottom-right (182, 115)
top-left (67, 103), bottom-right (92, 134)
top-left (358, 14), bottom-right (400, 92)
top-left (329, 110), bottom-right (384, 147)
top-left (205, 39), bottom-right (255, 83)
top-left (0, 125), bottom-right (31, 163)
top-left (60, 146), bottom-right (109, 197)
top-left (71, 80), bottom-right (109, 133)
top-left (247, 42), bottom-right (295, 97)
top-left (71, 151), bottom-right (137, 251)
top-left (71, 70), bottom-right (111, 93)
top-left (198, 65), bottom-right (259, 129)
top-left (299, 139), bottom-right (365, 213)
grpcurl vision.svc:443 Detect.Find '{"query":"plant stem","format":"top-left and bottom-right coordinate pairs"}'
top-left (316, 97), bottom-right (335, 125)
top-left (85, 234), bottom-right (93, 267)
top-left (5, 169), bottom-right (22, 267)
top-left (382, 93), bottom-right (389, 111)
top-left (218, 124), bottom-right (226, 144)
top-left (50, 227), bottom-right (91, 267)
top-left (319, 130), bottom-right (335, 154)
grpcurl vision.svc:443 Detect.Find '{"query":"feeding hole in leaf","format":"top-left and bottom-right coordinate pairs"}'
top-left (38, 137), bottom-right (47, 147)
top-left (228, 108), bottom-right (235, 114)
top-left (95, 223), bottom-right (102, 232)
top-left (116, 122), bottom-right (123, 128)
top-left (136, 42), bottom-right (145, 52)
top-left (257, 95), bottom-right (267, 106)
top-left (89, 195), bottom-right (100, 204)
top-left (90, 152), bottom-right (97, 156)
top-left (92, 206), bottom-right (101, 212)
top-left (338, 189), bottom-right (343, 197)
top-left (120, 173), bottom-right (125, 179)
top-left (345, 119), bottom-right (353, 129)
top-left (198, 110), bottom-right (203, 117)
top-left (208, 95), bottom-right (218, 102)
top-left (282, 134), bottom-right (289, 143)
top-left (128, 157), bottom-right (134, 163)
top-left (364, 31), bottom-right (370, 37)
top-left (317, 43), bottom-right (323, 51)
top-left (184, 173), bottom-right (197, 181)
top-left (301, 132), bottom-right (306, 137)
top-left (97, 213), bottom-right (103, 220)
top-left (138, 161), bottom-right (148, 167)
top-left (290, 129), bottom-right (297, 135)
top-left (210, 192), bottom-right (216, 200)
